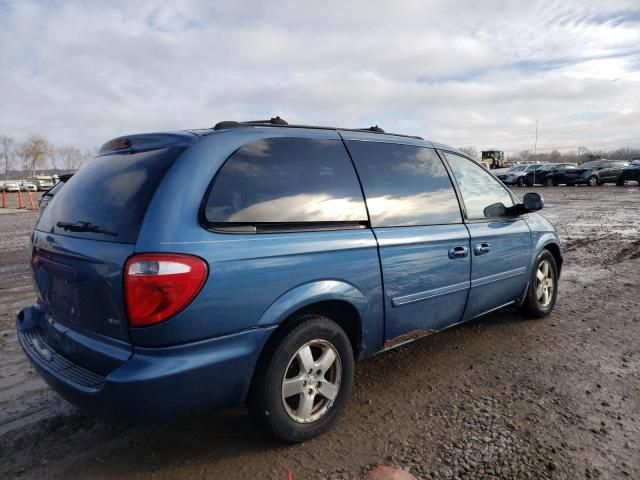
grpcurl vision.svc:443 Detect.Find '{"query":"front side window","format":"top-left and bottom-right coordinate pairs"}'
top-left (346, 142), bottom-right (462, 227)
top-left (443, 152), bottom-right (515, 220)
top-left (204, 137), bottom-right (367, 230)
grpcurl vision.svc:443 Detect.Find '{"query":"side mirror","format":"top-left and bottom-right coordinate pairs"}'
top-left (521, 192), bottom-right (544, 212)
top-left (483, 202), bottom-right (508, 218)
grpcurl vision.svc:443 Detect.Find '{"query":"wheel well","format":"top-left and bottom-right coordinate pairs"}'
top-left (266, 300), bottom-right (363, 359)
top-left (544, 243), bottom-right (563, 276)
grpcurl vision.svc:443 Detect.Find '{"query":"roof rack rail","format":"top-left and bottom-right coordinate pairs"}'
top-left (214, 116), bottom-right (288, 130)
top-left (360, 125), bottom-right (385, 133)
top-left (212, 117), bottom-right (423, 140)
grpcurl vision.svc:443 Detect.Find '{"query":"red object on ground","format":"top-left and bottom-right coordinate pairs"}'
top-left (1, 191), bottom-right (5, 208)
top-left (17, 191), bottom-right (24, 209)
top-left (364, 466), bottom-right (417, 480)
top-left (287, 471), bottom-right (293, 480)
top-left (27, 191), bottom-right (36, 210)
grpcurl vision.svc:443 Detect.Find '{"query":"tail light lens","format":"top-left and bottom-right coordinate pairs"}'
top-left (124, 253), bottom-right (208, 327)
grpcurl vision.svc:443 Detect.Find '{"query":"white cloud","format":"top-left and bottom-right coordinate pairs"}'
top-left (0, 0), bottom-right (639, 154)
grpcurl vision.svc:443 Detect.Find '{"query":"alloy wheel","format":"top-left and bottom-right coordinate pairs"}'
top-left (536, 259), bottom-right (554, 307)
top-left (281, 339), bottom-right (342, 424)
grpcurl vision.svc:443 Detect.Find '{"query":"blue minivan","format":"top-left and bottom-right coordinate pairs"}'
top-left (17, 118), bottom-right (562, 443)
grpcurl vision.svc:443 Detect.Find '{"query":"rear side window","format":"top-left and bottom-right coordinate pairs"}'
top-left (204, 137), bottom-right (367, 230)
top-left (443, 152), bottom-right (515, 220)
top-left (36, 147), bottom-right (183, 243)
top-left (346, 141), bottom-right (462, 227)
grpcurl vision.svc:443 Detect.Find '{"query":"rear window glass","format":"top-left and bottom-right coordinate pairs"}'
top-left (204, 137), bottom-right (367, 227)
top-left (346, 141), bottom-right (462, 227)
top-left (36, 147), bottom-right (183, 243)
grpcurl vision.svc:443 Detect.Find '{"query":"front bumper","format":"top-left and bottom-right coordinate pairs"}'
top-left (17, 306), bottom-right (275, 424)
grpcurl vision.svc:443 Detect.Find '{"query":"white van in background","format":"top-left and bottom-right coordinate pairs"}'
top-left (29, 176), bottom-right (55, 191)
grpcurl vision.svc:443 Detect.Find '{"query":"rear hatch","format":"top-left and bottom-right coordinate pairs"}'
top-left (31, 134), bottom-right (193, 372)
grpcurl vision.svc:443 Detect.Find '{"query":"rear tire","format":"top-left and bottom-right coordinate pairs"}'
top-left (520, 250), bottom-right (558, 318)
top-left (247, 314), bottom-right (354, 443)
top-left (616, 177), bottom-right (625, 186)
top-left (587, 175), bottom-right (598, 186)
top-left (544, 177), bottom-right (554, 187)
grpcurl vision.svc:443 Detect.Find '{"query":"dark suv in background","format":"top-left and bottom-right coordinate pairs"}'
top-left (564, 159), bottom-right (629, 186)
top-left (525, 163), bottom-right (577, 186)
top-left (620, 160), bottom-right (640, 185)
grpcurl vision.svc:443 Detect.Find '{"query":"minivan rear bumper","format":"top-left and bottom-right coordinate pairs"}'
top-left (17, 306), bottom-right (275, 424)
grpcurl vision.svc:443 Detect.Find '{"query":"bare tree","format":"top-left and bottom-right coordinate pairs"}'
top-left (57, 145), bottom-right (84, 171)
top-left (517, 150), bottom-right (532, 163)
top-left (458, 146), bottom-right (478, 159)
top-left (18, 135), bottom-right (52, 176)
top-left (49, 148), bottom-right (60, 173)
top-left (1, 135), bottom-right (16, 178)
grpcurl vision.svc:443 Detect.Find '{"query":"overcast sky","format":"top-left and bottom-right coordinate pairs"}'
top-left (1, 0), bottom-right (639, 154)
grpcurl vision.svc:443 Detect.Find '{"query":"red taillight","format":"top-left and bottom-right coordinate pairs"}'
top-left (111, 138), bottom-right (131, 150)
top-left (124, 253), bottom-right (208, 327)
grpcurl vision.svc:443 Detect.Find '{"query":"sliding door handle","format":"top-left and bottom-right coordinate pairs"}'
top-left (448, 245), bottom-right (469, 259)
top-left (473, 242), bottom-right (491, 255)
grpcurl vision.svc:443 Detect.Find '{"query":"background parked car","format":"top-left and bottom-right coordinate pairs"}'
top-left (525, 163), bottom-right (577, 186)
top-left (618, 160), bottom-right (640, 186)
top-left (3, 182), bottom-right (20, 192)
top-left (563, 159), bottom-right (629, 186)
top-left (29, 175), bottom-right (55, 191)
top-left (38, 173), bottom-right (73, 214)
top-left (496, 164), bottom-right (546, 186)
top-left (19, 182), bottom-right (37, 192)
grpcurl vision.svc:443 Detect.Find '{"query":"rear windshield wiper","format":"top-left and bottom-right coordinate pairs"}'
top-left (56, 221), bottom-right (117, 237)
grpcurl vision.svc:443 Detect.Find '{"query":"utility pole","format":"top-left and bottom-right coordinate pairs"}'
top-left (533, 119), bottom-right (539, 186)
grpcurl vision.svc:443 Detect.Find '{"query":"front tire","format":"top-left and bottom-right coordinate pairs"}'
top-left (247, 314), bottom-right (354, 443)
top-left (521, 250), bottom-right (558, 318)
top-left (544, 177), bottom-right (554, 187)
top-left (587, 175), bottom-right (598, 186)
top-left (516, 177), bottom-right (525, 187)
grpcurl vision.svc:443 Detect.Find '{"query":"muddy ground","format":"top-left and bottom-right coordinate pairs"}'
top-left (0, 186), bottom-right (638, 480)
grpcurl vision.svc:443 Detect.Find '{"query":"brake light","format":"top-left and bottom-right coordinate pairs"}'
top-left (124, 254), bottom-right (208, 327)
top-left (111, 138), bottom-right (131, 150)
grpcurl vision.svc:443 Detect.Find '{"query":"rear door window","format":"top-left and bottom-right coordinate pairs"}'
top-left (36, 147), bottom-right (184, 243)
top-left (203, 137), bottom-right (367, 231)
top-left (346, 141), bottom-right (462, 227)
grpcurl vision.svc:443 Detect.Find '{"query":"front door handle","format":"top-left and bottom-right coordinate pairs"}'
top-left (448, 245), bottom-right (469, 259)
top-left (473, 242), bottom-right (491, 256)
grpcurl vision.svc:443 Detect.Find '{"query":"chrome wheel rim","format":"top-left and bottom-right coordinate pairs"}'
top-left (589, 177), bottom-right (597, 186)
top-left (281, 339), bottom-right (341, 424)
top-left (536, 260), bottom-right (554, 307)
